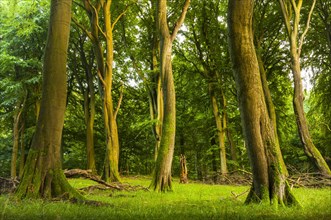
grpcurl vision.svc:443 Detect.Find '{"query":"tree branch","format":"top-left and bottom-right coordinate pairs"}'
top-left (298, 0), bottom-right (317, 56)
top-left (112, 3), bottom-right (136, 31)
top-left (279, 0), bottom-right (292, 36)
top-left (72, 17), bottom-right (93, 40)
top-left (114, 81), bottom-right (124, 120)
top-left (171, 0), bottom-right (190, 42)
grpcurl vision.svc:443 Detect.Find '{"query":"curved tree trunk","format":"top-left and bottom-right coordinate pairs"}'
top-left (16, 0), bottom-right (83, 200)
top-left (279, 0), bottom-right (331, 176)
top-left (150, 0), bottom-right (190, 192)
top-left (228, 0), bottom-right (298, 206)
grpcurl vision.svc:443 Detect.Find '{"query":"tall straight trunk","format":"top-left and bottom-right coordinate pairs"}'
top-left (209, 83), bottom-right (228, 175)
top-left (148, 2), bottom-right (163, 161)
top-left (228, 0), bottom-right (298, 206)
top-left (279, 0), bottom-right (331, 176)
top-left (16, 0), bottom-right (83, 200)
top-left (77, 37), bottom-right (97, 174)
top-left (150, 0), bottom-right (190, 192)
top-left (84, 77), bottom-right (96, 174)
top-left (19, 121), bottom-right (25, 179)
top-left (11, 104), bottom-right (22, 179)
top-left (226, 127), bottom-right (237, 162)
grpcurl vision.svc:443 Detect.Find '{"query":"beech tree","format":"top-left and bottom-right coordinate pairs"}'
top-left (228, 0), bottom-right (298, 206)
top-left (73, 0), bottom-right (131, 182)
top-left (150, 0), bottom-right (190, 192)
top-left (16, 0), bottom-right (83, 200)
top-left (279, 0), bottom-right (331, 176)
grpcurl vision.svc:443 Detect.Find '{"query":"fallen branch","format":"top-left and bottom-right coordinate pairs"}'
top-left (64, 169), bottom-right (122, 190)
top-left (64, 169), bottom-right (149, 192)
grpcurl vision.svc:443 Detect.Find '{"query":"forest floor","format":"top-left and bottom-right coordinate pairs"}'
top-left (0, 175), bottom-right (330, 220)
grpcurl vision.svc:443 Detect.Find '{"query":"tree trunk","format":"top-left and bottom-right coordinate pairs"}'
top-left (77, 36), bottom-right (97, 174)
top-left (279, 0), bottom-right (331, 176)
top-left (79, 0), bottom-right (122, 182)
top-left (209, 83), bottom-right (228, 175)
top-left (16, 0), bottom-right (84, 200)
top-left (148, 3), bottom-right (163, 161)
top-left (292, 56), bottom-right (331, 176)
top-left (179, 154), bottom-right (188, 183)
top-left (226, 127), bottom-right (237, 162)
top-left (85, 84), bottom-right (97, 174)
top-left (228, 0), bottom-right (298, 206)
top-left (101, 1), bottom-right (121, 183)
top-left (257, 51), bottom-right (288, 176)
top-left (19, 121), bottom-right (25, 179)
top-left (11, 105), bottom-right (21, 179)
top-left (150, 0), bottom-right (190, 192)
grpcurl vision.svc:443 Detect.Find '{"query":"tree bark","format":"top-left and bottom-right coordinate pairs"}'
top-left (150, 0), bottom-right (190, 192)
top-left (209, 83), bottom-right (228, 175)
top-left (15, 0), bottom-right (84, 200)
top-left (257, 51), bottom-right (288, 176)
top-left (75, 35), bottom-right (97, 174)
top-left (228, 0), bottom-right (298, 206)
top-left (77, 0), bottom-right (123, 182)
top-left (11, 101), bottom-right (23, 179)
top-left (179, 154), bottom-right (188, 183)
top-left (279, 0), bottom-right (331, 176)
top-left (19, 121), bottom-right (25, 179)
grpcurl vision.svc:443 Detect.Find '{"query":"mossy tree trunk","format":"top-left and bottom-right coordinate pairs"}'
top-left (75, 0), bottom-right (129, 182)
top-left (228, 0), bottom-right (299, 206)
top-left (256, 50), bottom-right (288, 176)
top-left (279, 0), bottom-right (331, 176)
top-left (150, 0), bottom-right (190, 192)
top-left (209, 82), bottom-right (228, 175)
top-left (15, 0), bottom-right (84, 200)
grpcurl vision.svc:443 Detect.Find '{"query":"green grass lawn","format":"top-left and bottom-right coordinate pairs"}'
top-left (1, 176), bottom-right (330, 220)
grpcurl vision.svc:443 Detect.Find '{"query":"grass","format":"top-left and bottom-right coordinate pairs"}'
top-left (1, 176), bottom-right (330, 220)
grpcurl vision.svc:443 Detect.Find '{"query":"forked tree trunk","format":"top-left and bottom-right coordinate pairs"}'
top-left (228, 0), bottom-right (298, 206)
top-left (150, 0), bottom-right (190, 192)
top-left (77, 0), bottom-right (123, 182)
top-left (16, 0), bottom-right (84, 200)
top-left (279, 0), bottom-right (331, 176)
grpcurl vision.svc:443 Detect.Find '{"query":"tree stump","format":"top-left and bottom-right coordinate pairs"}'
top-left (179, 154), bottom-right (188, 184)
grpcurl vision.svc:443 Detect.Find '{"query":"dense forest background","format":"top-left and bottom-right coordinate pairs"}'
top-left (0, 0), bottom-right (330, 183)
